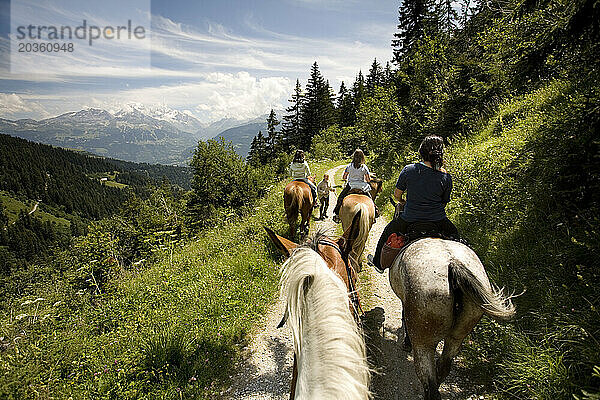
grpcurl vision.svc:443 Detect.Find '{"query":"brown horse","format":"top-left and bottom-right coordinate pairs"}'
top-left (284, 180), bottom-right (314, 240)
top-left (339, 178), bottom-right (383, 271)
top-left (265, 211), bottom-right (370, 399)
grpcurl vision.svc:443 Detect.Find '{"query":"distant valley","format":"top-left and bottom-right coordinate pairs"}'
top-left (0, 105), bottom-right (273, 165)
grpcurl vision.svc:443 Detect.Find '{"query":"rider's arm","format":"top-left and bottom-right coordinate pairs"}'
top-left (304, 161), bottom-right (312, 178)
top-left (394, 188), bottom-right (405, 202)
top-left (342, 171), bottom-right (349, 181)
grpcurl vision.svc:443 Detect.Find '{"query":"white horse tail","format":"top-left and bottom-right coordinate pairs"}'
top-left (448, 259), bottom-right (516, 320)
top-left (280, 247), bottom-right (371, 400)
top-left (350, 202), bottom-right (371, 267)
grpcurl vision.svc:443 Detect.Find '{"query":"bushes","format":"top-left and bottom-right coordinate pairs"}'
top-left (187, 139), bottom-right (273, 229)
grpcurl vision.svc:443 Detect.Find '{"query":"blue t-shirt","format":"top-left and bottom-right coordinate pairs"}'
top-left (396, 163), bottom-right (452, 222)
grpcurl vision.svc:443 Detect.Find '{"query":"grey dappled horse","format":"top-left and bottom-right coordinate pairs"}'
top-left (389, 238), bottom-right (515, 400)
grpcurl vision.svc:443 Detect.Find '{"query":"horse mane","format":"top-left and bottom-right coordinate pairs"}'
top-left (280, 247), bottom-right (371, 399)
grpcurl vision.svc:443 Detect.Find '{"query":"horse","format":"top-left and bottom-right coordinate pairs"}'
top-left (388, 235), bottom-right (515, 400)
top-left (284, 179), bottom-right (315, 240)
top-left (339, 178), bottom-right (383, 272)
top-left (265, 211), bottom-right (371, 400)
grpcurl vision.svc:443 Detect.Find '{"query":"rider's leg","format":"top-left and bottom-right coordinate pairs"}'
top-left (307, 181), bottom-right (318, 208)
top-left (373, 217), bottom-right (408, 269)
top-left (333, 184), bottom-right (350, 216)
top-left (437, 218), bottom-right (459, 239)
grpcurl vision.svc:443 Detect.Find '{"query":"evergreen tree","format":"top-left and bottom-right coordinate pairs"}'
top-left (383, 61), bottom-right (394, 87)
top-left (247, 136), bottom-right (260, 166)
top-left (392, 0), bottom-right (436, 63)
top-left (352, 71), bottom-right (367, 120)
top-left (300, 62), bottom-right (336, 150)
top-left (366, 58), bottom-right (384, 94)
top-left (265, 109), bottom-right (281, 153)
top-left (281, 79), bottom-right (304, 151)
top-left (337, 81), bottom-right (356, 127)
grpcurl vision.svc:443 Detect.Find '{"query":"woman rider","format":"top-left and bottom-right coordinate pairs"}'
top-left (333, 148), bottom-right (376, 223)
top-left (370, 135), bottom-right (459, 273)
top-left (289, 149), bottom-right (318, 207)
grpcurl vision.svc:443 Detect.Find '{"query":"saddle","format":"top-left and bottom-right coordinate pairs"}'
top-left (348, 188), bottom-right (369, 196)
top-left (380, 222), bottom-right (456, 270)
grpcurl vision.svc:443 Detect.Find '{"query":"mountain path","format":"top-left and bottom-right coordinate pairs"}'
top-left (224, 164), bottom-right (474, 400)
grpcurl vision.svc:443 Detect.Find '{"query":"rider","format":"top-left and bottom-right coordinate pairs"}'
top-left (333, 148), bottom-right (377, 223)
top-left (370, 135), bottom-right (459, 273)
top-left (289, 149), bottom-right (318, 207)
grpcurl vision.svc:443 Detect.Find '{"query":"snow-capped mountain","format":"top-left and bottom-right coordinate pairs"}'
top-left (0, 106), bottom-right (284, 164)
top-left (115, 103), bottom-right (205, 134)
top-left (0, 107), bottom-right (198, 165)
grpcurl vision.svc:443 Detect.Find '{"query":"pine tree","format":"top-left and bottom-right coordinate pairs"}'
top-left (265, 109), bottom-right (281, 153)
top-left (300, 62), bottom-right (335, 150)
top-left (247, 135), bottom-right (260, 166)
top-left (352, 71), bottom-right (366, 118)
top-left (383, 61), bottom-right (394, 87)
top-left (366, 58), bottom-right (383, 94)
top-left (337, 81), bottom-right (355, 127)
top-left (281, 79), bottom-right (304, 151)
top-left (392, 0), bottom-right (436, 63)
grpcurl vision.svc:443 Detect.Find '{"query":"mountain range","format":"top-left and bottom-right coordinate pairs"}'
top-left (0, 105), bottom-right (275, 165)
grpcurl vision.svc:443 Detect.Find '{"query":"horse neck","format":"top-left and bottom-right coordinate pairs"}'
top-left (281, 248), bottom-right (370, 399)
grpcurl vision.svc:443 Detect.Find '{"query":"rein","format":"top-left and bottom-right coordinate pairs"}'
top-left (316, 239), bottom-right (363, 316)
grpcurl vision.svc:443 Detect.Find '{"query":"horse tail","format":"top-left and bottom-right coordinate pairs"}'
top-left (285, 184), bottom-right (302, 225)
top-left (281, 247), bottom-right (371, 398)
top-left (350, 202), bottom-right (371, 266)
top-left (448, 260), bottom-right (515, 320)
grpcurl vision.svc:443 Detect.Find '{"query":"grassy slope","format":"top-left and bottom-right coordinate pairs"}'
top-left (0, 159), bottom-right (340, 399)
top-left (0, 191), bottom-right (70, 227)
top-left (374, 81), bottom-right (598, 398)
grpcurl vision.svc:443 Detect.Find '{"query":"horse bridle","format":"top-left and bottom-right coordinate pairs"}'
top-left (316, 239), bottom-right (363, 316)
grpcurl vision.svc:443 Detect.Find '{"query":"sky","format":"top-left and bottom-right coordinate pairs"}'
top-left (0, 0), bottom-right (399, 122)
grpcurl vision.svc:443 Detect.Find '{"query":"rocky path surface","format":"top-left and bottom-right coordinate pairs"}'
top-left (225, 164), bottom-right (472, 399)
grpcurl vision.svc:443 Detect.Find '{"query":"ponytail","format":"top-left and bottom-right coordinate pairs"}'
top-left (419, 135), bottom-right (445, 171)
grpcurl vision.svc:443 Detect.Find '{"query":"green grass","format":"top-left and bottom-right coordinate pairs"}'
top-left (443, 80), bottom-right (600, 399)
top-left (0, 159), bottom-right (343, 399)
top-left (0, 191), bottom-right (70, 227)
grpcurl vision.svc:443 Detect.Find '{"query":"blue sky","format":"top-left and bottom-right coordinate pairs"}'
top-left (0, 0), bottom-right (398, 122)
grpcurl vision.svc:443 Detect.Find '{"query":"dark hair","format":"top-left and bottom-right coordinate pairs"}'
top-left (293, 150), bottom-right (305, 163)
top-left (419, 135), bottom-right (445, 171)
top-left (352, 148), bottom-right (365, 169)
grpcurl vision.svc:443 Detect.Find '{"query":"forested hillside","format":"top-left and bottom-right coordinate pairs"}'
top-left (0, 0), bottom-right (598, 398)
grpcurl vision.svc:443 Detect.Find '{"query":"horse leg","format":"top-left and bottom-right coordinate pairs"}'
top-left (413, 344), bottom-right (441, 400)
top-left (436, 336), bottom-right (462, 385)
top-left (437, 303), bottom-right (482, 384)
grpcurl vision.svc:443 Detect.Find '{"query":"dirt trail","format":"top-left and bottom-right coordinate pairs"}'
top-left (225, 164), bottom-right (470, 399)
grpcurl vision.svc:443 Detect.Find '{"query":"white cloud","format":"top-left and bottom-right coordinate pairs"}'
top-left (0, 93), bottom-right (52, 119)
top-left (1, 8), bottom-right (395, 122)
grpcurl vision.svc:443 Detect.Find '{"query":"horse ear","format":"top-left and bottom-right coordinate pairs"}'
top-left (340, 210), bottom-right (362, 257)
top-left (264, 227), bottom-right (298, 258)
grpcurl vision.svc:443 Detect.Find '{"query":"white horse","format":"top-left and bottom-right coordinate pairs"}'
top-left (279, 246), bottom-right (371, 399)
top-left (389, 238), bottom-right (515, 400)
